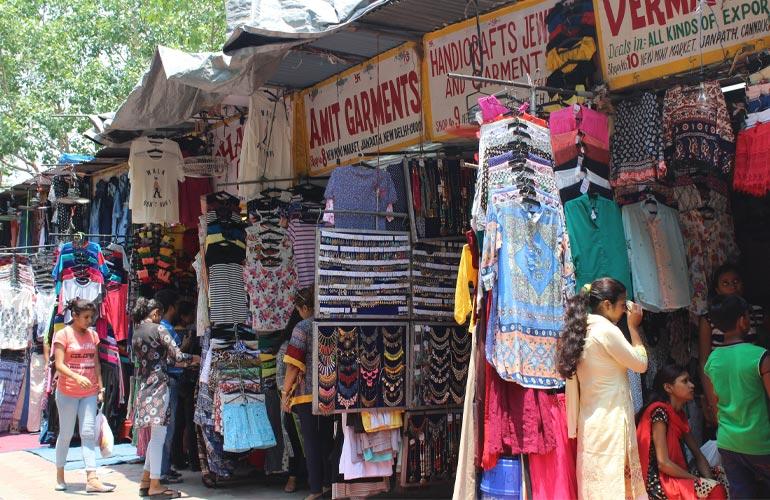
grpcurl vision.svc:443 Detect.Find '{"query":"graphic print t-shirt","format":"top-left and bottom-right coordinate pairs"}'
top-left (128, 138), bottom-right (186, 224)
top-left (53, 328), bottom-right (100, 398)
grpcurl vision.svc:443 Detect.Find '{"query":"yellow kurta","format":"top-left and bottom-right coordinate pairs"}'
top-left (566, 314), bottom-right (649, 500)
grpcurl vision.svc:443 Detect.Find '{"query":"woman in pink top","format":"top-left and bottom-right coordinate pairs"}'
top-left (52, 299), bottom-right (114, 493)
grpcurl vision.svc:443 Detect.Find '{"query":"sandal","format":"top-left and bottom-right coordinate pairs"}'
top-left (284, 476), bottom-right (297, 493)
top-left (86, 479), bottom-right (115, 493)
top-left (148, 489), bottom-right (181, 499)
top-left (139, 481), bottom-right (150, 497)
top-left (201, 473), bottom-right (218, 489)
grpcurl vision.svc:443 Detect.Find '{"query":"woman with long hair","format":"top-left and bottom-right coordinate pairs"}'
top-left (132, 297), bottom-right (199, 499)
top-left (52, 299), bottom-right (115, 493)
top-left (636, 365), bottom-right (728, 499)
top-left (558, 277), bottom-right (648, 499)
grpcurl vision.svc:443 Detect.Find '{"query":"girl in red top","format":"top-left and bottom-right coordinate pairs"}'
top-left (636, 365), bottom-right (727, 499)
top-left (52, 299), bottom-right (114, 493)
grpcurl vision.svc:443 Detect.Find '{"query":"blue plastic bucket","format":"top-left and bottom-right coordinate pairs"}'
top-left (480, 456), bottom-right (522, 498)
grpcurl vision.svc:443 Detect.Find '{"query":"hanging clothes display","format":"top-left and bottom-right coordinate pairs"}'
top-left (323, 165), bottom-right (397, 231)
top-left (663, 81), bottom-right (735, 177)
top-left (564, 193), bottom-right (634, 297)
top-left (621, 199), bottom-right (692, 312)
top-left (128, 137), bottom-right (186, 224)
top-left (611, 91), bottom-right (667, 187)
top-left (244, 221), bottom-right (298, 332)
top-left (0, 255), bottom-right (37, 350)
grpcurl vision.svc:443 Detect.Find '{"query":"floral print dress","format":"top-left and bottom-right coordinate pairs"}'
top-left (244, 227), bottom-right (298, 332)
top-left (132, 321), bottom-right (191, 428)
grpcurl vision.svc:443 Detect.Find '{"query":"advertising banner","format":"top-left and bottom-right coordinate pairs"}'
top-left (594, 0), bottom-right (770, 89)
top-left (303, 42), bottom-right (424, 174)
top-left (422, 0), bottom-right (558, 142)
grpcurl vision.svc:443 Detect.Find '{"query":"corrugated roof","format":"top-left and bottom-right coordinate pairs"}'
top-left (359, 0), bottom-right (512, 32)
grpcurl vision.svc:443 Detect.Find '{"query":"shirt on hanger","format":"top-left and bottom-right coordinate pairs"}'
top-left (323, 165), bottom-right (397, 230)
top-left (128, 137), bottom-right (186, 224)
top-left (564, 194), bottom-right (634, 297)
top-left (622, 201), bottom-right (691, 312)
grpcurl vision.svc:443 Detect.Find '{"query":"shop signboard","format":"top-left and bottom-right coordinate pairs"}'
top-left (303, 42), bottom-right (424, 174)
top-left (594, 0), bottom-right (770, 90)
top-left (422, 0), bottom-right (558, 143)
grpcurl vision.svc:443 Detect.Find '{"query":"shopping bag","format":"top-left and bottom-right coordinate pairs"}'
top-left (95, 407), bottom-right (114, 458)
top-left (701, 440), bottom-right (721, 467)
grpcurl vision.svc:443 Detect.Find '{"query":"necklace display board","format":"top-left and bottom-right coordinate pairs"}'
top-left (312, 322), bottom-right (409, 415)
top-left (411, 241), bottom-right (464, 321)
top-left (315, 229), bottom-right (411, 320)
top-left (400, 409), bottom-right (463, 487)
top-left (409, 323), bottom-right (471, 410)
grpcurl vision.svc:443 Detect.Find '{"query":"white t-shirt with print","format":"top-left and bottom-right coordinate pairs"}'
top-left (128, 138), bottom-right (185, 224)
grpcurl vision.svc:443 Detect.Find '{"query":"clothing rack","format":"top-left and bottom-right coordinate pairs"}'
top-left (307, 208), bottom-right (410, 219)
top-left (216, 175), bottom-right (330, 188)
top-left (0, 244), bottom-right (58, 254)
top-left (447, 72), bottom-right (596, 115)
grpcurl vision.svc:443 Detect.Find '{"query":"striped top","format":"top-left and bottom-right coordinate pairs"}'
top-left (287, 219), bottom-right (319, 288)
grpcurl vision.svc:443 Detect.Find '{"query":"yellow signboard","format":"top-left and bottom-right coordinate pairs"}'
top-left (594, 0), bottom-right (770, 90)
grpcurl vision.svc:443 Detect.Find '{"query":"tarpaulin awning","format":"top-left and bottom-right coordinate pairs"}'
top-left (223, 0), bottom-right (393, 53)
top-left (107, 45), bottom-right (293, 132)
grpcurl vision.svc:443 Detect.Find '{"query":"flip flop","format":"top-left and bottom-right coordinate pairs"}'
top-left (148, 489), bottom-right (181, 499)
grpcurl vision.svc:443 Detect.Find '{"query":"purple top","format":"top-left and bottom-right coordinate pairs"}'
top-left (323, 166), bottom-right (397, 230)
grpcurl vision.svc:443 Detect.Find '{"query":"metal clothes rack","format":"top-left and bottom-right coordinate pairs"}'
top-left (447, 72), bottom-right (596, 115)
top-left (0, 244), bottom-right (58, 254)
top-left (308, 208), bottom-right (409, 219)
top-left (215, 175), bottom-right (331, 189)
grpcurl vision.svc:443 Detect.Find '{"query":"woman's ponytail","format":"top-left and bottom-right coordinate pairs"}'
top-left (557, 277), bottom-right (627, 378)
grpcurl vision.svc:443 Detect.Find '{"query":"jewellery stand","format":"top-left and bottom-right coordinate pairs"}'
top-left (408, 323), bottom-right (470, 411)
top-left (399, 409), bottom-right (463, 488)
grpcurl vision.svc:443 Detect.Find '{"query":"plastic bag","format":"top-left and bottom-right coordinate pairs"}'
top-left (95, 409), bottom-right (114, 458)
top-left (701, 440), bottom-right (721, 467)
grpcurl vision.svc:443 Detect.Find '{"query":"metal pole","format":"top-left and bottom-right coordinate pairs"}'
top-left (447, 72), bottom-right (596, 99)
top-left (307, 208), bottom-right (410, 219)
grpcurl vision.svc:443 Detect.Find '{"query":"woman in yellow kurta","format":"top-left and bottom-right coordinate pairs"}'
top-left (558, 277), bottom-right (649, 500)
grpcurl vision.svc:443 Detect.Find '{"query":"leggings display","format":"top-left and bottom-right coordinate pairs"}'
top-left (55, 392), bottom-right (98, 471)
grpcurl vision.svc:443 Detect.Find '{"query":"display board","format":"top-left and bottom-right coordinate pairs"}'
top-left (594, 0), bottom-right (770, 90)
top-left (422, 0), bottom-right (558, 142)
top-left (409, 323), bottom-right (471, 410)
top-left (315, 228), bottom-right (412, 320)
top-left (312, 322), bottom-right (409, 414)
top-left (302, 42), bottom-right (425, 174)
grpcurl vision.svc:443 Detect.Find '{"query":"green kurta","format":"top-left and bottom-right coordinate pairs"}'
top-left (563, 193), bottom-right (634, 298)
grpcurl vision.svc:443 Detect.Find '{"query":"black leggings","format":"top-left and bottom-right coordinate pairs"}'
top-left (294, 403), bottom-right (334, 494)
top-left (284, 411), bottom-right (306, 480)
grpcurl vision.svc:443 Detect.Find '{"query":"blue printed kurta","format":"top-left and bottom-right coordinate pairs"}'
top-left (481, 200), bottom-right (574, 388)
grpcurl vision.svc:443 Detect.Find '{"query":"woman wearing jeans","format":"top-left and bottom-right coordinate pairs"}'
top-left (131, 298), bottom-right (199, 498)
top-left (52, 299), bottom-right (114, 493)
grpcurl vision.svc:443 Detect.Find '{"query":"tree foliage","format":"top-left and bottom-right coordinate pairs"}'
top-left (0, 0), bottom-right (226, 178)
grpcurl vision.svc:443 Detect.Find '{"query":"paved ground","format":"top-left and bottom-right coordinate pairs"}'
top-left (0, 449), bottom-right (308, 499)
top-left (0, 447), bottom-right (452, 499)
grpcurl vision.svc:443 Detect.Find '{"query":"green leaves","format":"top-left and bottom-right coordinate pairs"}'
top-left (0, 0), bottom-right (226, 175)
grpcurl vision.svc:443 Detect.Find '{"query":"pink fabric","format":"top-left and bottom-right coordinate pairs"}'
top-left (478, 95), bottom-right (510, 122)
top-left (548, 105), bottom-right (609, 146)
top-left (482, 362), bottom-right (556, 470)
top-left (136, 426), bottom-right (151, 458)
top-left (528, 393), bottom-right (578, 500)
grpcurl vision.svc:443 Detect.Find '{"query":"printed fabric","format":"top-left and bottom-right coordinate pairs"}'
top-left (244, 227), bottom-right (298, 332)
top-left (283, 318), bottom-right (314, 406)
top-left (611, 92), bottom-right (667, 187)
top-left (481, 200), bottom-right (571, 388)
top-left (663, 81), bottom-right (735, 176)
top-left (0, 285), bottom-right (36, 350)
top-left (323, 165), bottom-right (397, 230)
top-left (128, 137), bottom-right (186, 224)
top-left (52, 328), bottom-right (100, 398)
top-left (132, 322), bottom-right (191, 428)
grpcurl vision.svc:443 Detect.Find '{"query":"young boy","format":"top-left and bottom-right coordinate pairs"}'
top-left (704, 294), bottom-right (770, 498)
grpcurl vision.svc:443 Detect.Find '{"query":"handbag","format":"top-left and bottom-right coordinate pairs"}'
top-left (222, 394), bottom-right (276, 453)
top-left (95, 405), bottom-right (114, 458)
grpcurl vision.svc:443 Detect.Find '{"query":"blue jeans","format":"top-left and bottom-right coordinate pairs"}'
top-left (161, 376), bottom-right (180, 476)
top-left (55, 391), bottom-right (98, 471)
top-left (719, 448), bottom-right (770, 499)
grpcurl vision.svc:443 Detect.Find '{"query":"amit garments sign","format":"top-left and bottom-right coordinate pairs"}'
top-left (594, 0), bottom-right (770, 89)
top-left (423, 0), bottom-right (558, 142)
top-left (303, 42), bottom-right (423, 174)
